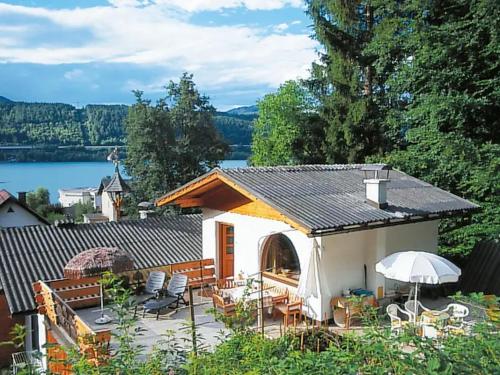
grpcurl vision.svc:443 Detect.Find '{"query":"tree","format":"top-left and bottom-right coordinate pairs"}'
top-left (26, 187), bottom-right (50, 213)
top-left (380, 127), bottom-right (499, 256)
top-left (251, 81), bottom-right (323, 166)
top-left (124, 73), bottom-right (228, 202)
top-left (306, 0), bottom-right (387, 163)
top-left (166, 73), bottom-right (229, 182)
top-left (370, 0), bottom-right (500, 256)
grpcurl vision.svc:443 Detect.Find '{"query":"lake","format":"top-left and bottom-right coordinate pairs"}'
top-left (0, 160), bottom-right (248, 203)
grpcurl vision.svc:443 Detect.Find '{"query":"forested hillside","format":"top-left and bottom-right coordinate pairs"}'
top-left (0, 100), bottom-right (254, 147)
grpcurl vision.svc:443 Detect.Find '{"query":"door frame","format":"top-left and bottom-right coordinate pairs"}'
top-left (217, 222), bottom-right (234, 279)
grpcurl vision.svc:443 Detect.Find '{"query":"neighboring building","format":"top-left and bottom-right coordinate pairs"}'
top-left (0, 190), bottom-right (49, 228)
top-left (0, 215), bottom-right (202, 368)
top-left (58, 187), bottom-right (99, 209)
top-left (88, 167), bottom-right (130, 223)
top-left (157, 164), bottom-right (479, 321)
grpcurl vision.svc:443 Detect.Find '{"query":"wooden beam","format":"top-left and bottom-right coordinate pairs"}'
top-left (177, 197), bottom-right (204, 208)
top-left (157, 170), bottom-right (311, 234)
top-left (156, 172), bottom-right (220, 206)
top-left (216, 174), bottom-right (310, 234)
top-left (230, 200), bottom-right (286, 222)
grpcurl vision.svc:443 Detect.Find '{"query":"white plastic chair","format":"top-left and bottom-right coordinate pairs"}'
top-left (441, 303), bottom-right (469, 323)
top-left (387, 304), bottom-right (412, 333)
top-left (404, 300), bottom-right (431, 322)
top-left (441, 303), bottom-right (469, 335)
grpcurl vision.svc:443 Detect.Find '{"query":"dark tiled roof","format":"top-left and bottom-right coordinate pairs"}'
top-left (218, 165), bottom-right (478, 233)
top-left (103, 167), bottom-right (130, 193)
top-left (0, 215), bottom-right (202, 314)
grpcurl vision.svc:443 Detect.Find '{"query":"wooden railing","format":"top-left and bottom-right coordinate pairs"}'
top-left (167, 258), bottom-right (216, 288)
top-left (33, 280), bottom-right (111, 362)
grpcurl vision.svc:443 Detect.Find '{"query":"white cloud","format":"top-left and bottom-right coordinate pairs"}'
top-left (0, 2), bottom-right (317, 90)
top-left (110, 0), bottom-right (303, 12)
top-left (291, 20), bottom-right (301, 25)
top-left (274, 23), bottom-right (289, 32)
top-left (64, 68), bottom-right (83, 80)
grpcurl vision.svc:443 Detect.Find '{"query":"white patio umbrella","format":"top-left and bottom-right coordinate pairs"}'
top-left (298, 240), bottom-right (330, 306)
top-left (376, 251), bottom-right (461, 322)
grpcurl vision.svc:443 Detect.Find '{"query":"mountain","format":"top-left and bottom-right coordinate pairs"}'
top-left (0, 100), bottom-right (255, 147)
top-left (226, 105), bottom-right (258, 116)
top-left (0, 96), bottom-right (13, 104)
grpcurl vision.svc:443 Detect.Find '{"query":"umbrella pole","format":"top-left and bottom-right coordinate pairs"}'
top-left (414, 282), bottom-right (418, 324)
top-left (100, 281), bottom-right (104, 318)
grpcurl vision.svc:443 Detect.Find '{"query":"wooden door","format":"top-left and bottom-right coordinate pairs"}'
top-left (218, 223), bottom-right (234, 279)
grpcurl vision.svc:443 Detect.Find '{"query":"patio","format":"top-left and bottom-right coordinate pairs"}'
top-left (75, 296), bottom-right (228, 354)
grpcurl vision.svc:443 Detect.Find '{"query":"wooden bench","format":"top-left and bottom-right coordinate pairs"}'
top-left (167, 259), bottom-right (215, 289)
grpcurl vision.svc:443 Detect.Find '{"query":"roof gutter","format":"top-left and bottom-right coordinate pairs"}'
top-left (309, 209), bottom-right (477, 237)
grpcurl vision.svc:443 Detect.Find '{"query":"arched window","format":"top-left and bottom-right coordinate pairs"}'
top-left (261, 234), bottom-right (301, 283)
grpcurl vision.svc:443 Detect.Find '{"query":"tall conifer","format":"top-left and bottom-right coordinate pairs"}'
top-left (306, 0), bottom-right (385, 163)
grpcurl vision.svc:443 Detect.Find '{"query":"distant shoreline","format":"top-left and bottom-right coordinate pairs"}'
top-left (0, 144), bottom-right (251, 162)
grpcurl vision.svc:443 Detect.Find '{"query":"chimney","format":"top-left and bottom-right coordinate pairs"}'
top-left (139, 210), bottom-right (157, 220)
top-left (138, 201), bottom-right (155, 220)
top-left (361, 164), bottom-right (391, 209)
top-left (17, 192), bottom-right (27, 204)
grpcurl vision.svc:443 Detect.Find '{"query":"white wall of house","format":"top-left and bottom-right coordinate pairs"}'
top-left (58, 189), bottom-right (96, 208)
top-left (202, 207), bottom-right (440, 321)
top-left (101, 192), bottom-right (117, 221)
top-left (202, 208), bottom-right (313, 277)
top-left (203, 208), bottom-right (323, 320)
top-left (0, 201), bottom-right (46, 228)
top-left (317, 220), bottom-right (439, 319)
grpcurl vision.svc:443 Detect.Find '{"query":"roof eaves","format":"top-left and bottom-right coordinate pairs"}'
top-left (216, 169), bottom-right (313, 234)
top-left (155, 168), bottom-right (221, 206)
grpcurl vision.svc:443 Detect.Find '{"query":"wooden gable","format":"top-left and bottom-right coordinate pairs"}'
top-left (156, 172), bottom-right (309, 234)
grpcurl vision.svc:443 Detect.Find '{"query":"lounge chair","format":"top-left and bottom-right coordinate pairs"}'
top-left (133, 271), bottom-right (166, 317)
top-left (404, 300), bottom-right (431, 322)
top-left (164, 273), bottom-right (189, 308)
top-left (387, 304), bottom-right (412, 334)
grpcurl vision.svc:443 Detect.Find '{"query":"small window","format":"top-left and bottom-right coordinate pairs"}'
top-left (7, 207), bottom-right (14, 213)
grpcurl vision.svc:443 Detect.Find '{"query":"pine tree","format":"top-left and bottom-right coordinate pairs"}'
top-left (306, 0), bottom-right (386, 163)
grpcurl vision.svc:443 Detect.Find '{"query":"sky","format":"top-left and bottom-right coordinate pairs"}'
top-left (0, 0), bottom-right (318, 110)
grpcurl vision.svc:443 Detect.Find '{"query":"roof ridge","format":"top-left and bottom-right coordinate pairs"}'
top-left (222, 164), bottom-right (364, 173)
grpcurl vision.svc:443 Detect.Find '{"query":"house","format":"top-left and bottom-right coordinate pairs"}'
top-left (82, 167), bottom-right (131, 224)
top-left (156, 164), bottom-right (479, 321)
top-left (58, 187), bottom-right (99, 209)
top-left (0, 190), bottom-right (49, 228)
top-left (0, 215), bottom-right (202, 368)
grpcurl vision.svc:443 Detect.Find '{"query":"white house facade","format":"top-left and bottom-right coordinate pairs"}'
top-left (58, 187), bottom-right (99, 208)
top-left (0, 190), bottom-right (49, 228)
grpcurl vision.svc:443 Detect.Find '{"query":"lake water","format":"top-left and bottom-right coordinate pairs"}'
top-left (0, 160), bottom-right (247, 203)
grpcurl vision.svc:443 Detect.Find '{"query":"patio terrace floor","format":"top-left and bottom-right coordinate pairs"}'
top-left (74, 294), bottom-right (474, 357)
